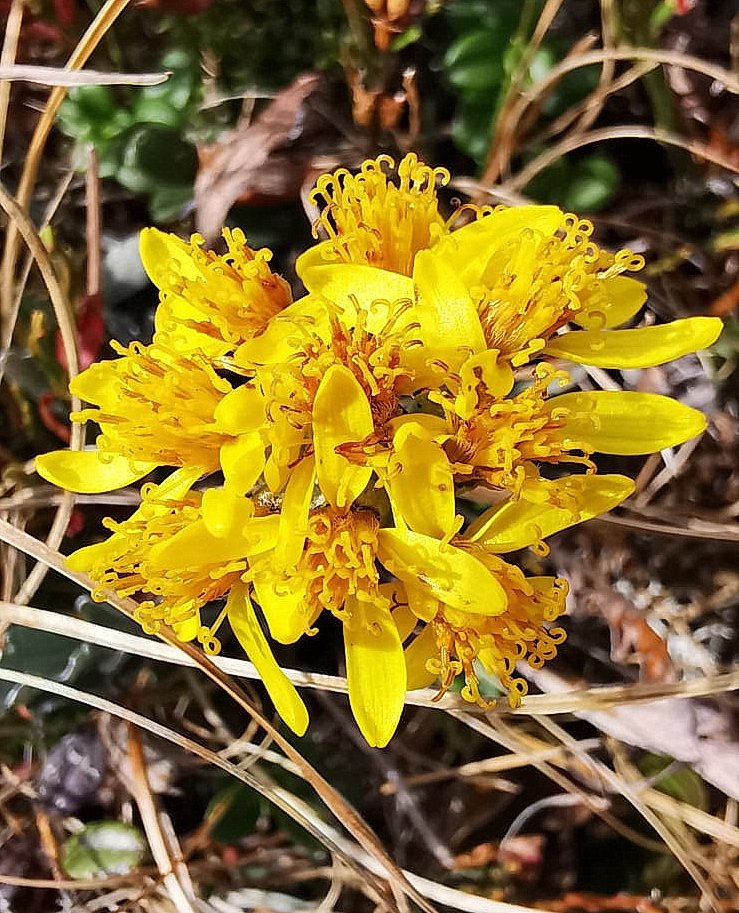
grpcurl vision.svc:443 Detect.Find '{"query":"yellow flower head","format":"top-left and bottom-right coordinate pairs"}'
top-left (242, 299), bottom-right (418, 496)
top-left (435, 365), bottom-right (592, 493)
top-left (406, 553), bottom-right (568, 708)
top-left (249, 497), bottom-right (406, 747)
top-left (36, 153), bottom-right (724, 748)
top-left (467, 213), bottom-right (646, 366)
top-left (71, 484), bottom-right (226, 633)
top-left (300, 153), bottom-right (450, 275)
top-left (36, 337), bottom-right (241, 494)
top-left (141, 227), bottom-right (292, 356)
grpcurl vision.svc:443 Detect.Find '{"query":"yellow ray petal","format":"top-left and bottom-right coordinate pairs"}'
top-left (251, 563), bottom-right (312, 644)
top-left (36, 450), bottom-right (156, 494)
top-left (139, 227), bottom-right (202, 287)
top-left (293, 240), bottom-right (334, 275)
top-left (313, 364), bottom-right (374, 508)
top-left (153, 465), bottom-right (206, 500)
top-left (201, 486), bottom-right (253, 539)
top-left (550, 391), bottom-right (708, 455)
top-left (388, 413), bottom-right (450, 439)
top-left (69, 360), bottom-right (124, 409)
top-left (147, 519), bottom-right (249, 571)
top-left (243, 515), bottom-right (282, 555)
top-left (234, 296), bottom-right (328, 367)
top-left (344, 595), bottom-right (406, 748)
top-left (405, 580), bottom-right (440, 623)
top-left (544, 317), bottom-right (723, 368)
top-left (433, 205), bottom-right (563, 285)
top-left (299, 264), bottom-right (415, 334)
top-left (377, 529), bottom-right (507, 615)
top-left (408, 250), bottom-right (486, 386)
top-left (404, 624), bottom-right (439, 690)
top-left (276, 456), bottom-right (316, 569)
top-left (227, 582), bottom-right (309, 736)
top-left (575, 275), bottom-right (646, 329)
top-left (388, 594), bottom-right (417, 642)
top-left (466, 474), bottom-right (635, 551)
top-left (220, 432), bottom-right (266, 496)
top-left (213, 384), bottom-right (265, 435)
top-left (172, 610), bottom-right (201, 643)
top-left (387, 423), bottom-right (455, 539)
top-left (67, 537), bottom-right (124, 574)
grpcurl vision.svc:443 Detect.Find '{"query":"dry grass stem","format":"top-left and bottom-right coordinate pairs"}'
top-left (0, 65), bottom-right (169, 86)
top-left (533, 714), bottom-right (721, 910)
top-left (126, 723), bottom-right (201, 913)
top-left (3, 596), bottom-right (738, 720)
top-left (506, 124), bottom-right (739, 193)
top-left (0, 0), bottom-right (23, 163)
top-left (0, 169), bottom-right (75, 386)
top-left (3, 598), bottom-right (738, 718)
top-left (597, 511), bottom-right (739, 542)
top-left (0, 183), bottom-right (82, 605)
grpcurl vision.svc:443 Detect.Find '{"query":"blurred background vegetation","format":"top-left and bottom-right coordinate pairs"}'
top-left (0, 1), bottom-right (737, 911)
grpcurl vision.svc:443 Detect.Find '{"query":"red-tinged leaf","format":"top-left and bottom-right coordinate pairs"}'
top-left (56, 292), bottom-right (105, 373)
top-left (51, 0), bottom-right (76, 26)
top-left (38, 392), bottom-right (70, 443)
top-left (136, 0), bottom-right (215, 14)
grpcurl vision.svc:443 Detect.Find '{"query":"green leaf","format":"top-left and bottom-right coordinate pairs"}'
top-left (62, 822), bottom-right (146, 879)
top-left (207, 784), bottom-right (262, 843)
top-left (0, 626), bottom-right (91, 713)
top-left (452, 103), bottom-right (495, 163)
top-left (391, 24), bottom-right (422, 52)
top-left (563, 155), bottom-right (619, 212)
top-left (443, 30), bottom-right (506, 94)
top-left (443, 0), bottom-right (522, 34)
top-left (116, 125), bottom-right (198, 194)
top-left (639, 754), bottom-right (707, 810)
top-left (149, 185), bottom-right (194, 222)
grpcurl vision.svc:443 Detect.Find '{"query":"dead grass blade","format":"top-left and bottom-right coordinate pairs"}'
top-left (2, 599), bottom-right (738, 716)
top-left (533, 715), bottom-right (721, 911)
top-left (0, 0), bottom-right (23, 164)
top-left (454, 711), bottom-right (722, 912)
top-left (480, 0), bottom-right (567, 186)
top-left (479, 42), bottom-right (739, 187)
top-left (0, 183), bottom-right (82, 608)
top-left (506, 124), bottom-right (739, 194)
top-left (596, 511), bottom-right (739, 542)
top-left (572, 0), bottom-right (616, 136)
top-left (0, 65), bottom-right (169, 86)
top-left (125, 722), bottom-right (201, 913)
top-left (0, 0), bottom-right (133, 326)
top-left (0, 666), bottom-right (390, 899)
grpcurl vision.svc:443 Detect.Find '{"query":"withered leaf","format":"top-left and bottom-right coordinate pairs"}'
top-left (194, 72), bottom-right (343, 243)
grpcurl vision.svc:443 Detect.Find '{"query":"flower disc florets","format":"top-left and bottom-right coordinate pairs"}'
top-left (307, 153), bottom-right (450, 275)
top-left (297, 507), bottom-right (383, 617)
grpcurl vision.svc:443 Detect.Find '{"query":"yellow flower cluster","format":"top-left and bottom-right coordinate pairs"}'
top-left (37, 154), bottom-right (722, 746)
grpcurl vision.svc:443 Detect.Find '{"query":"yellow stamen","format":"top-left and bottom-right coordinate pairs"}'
top-left (309, 154), bottom-right (450, 275)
